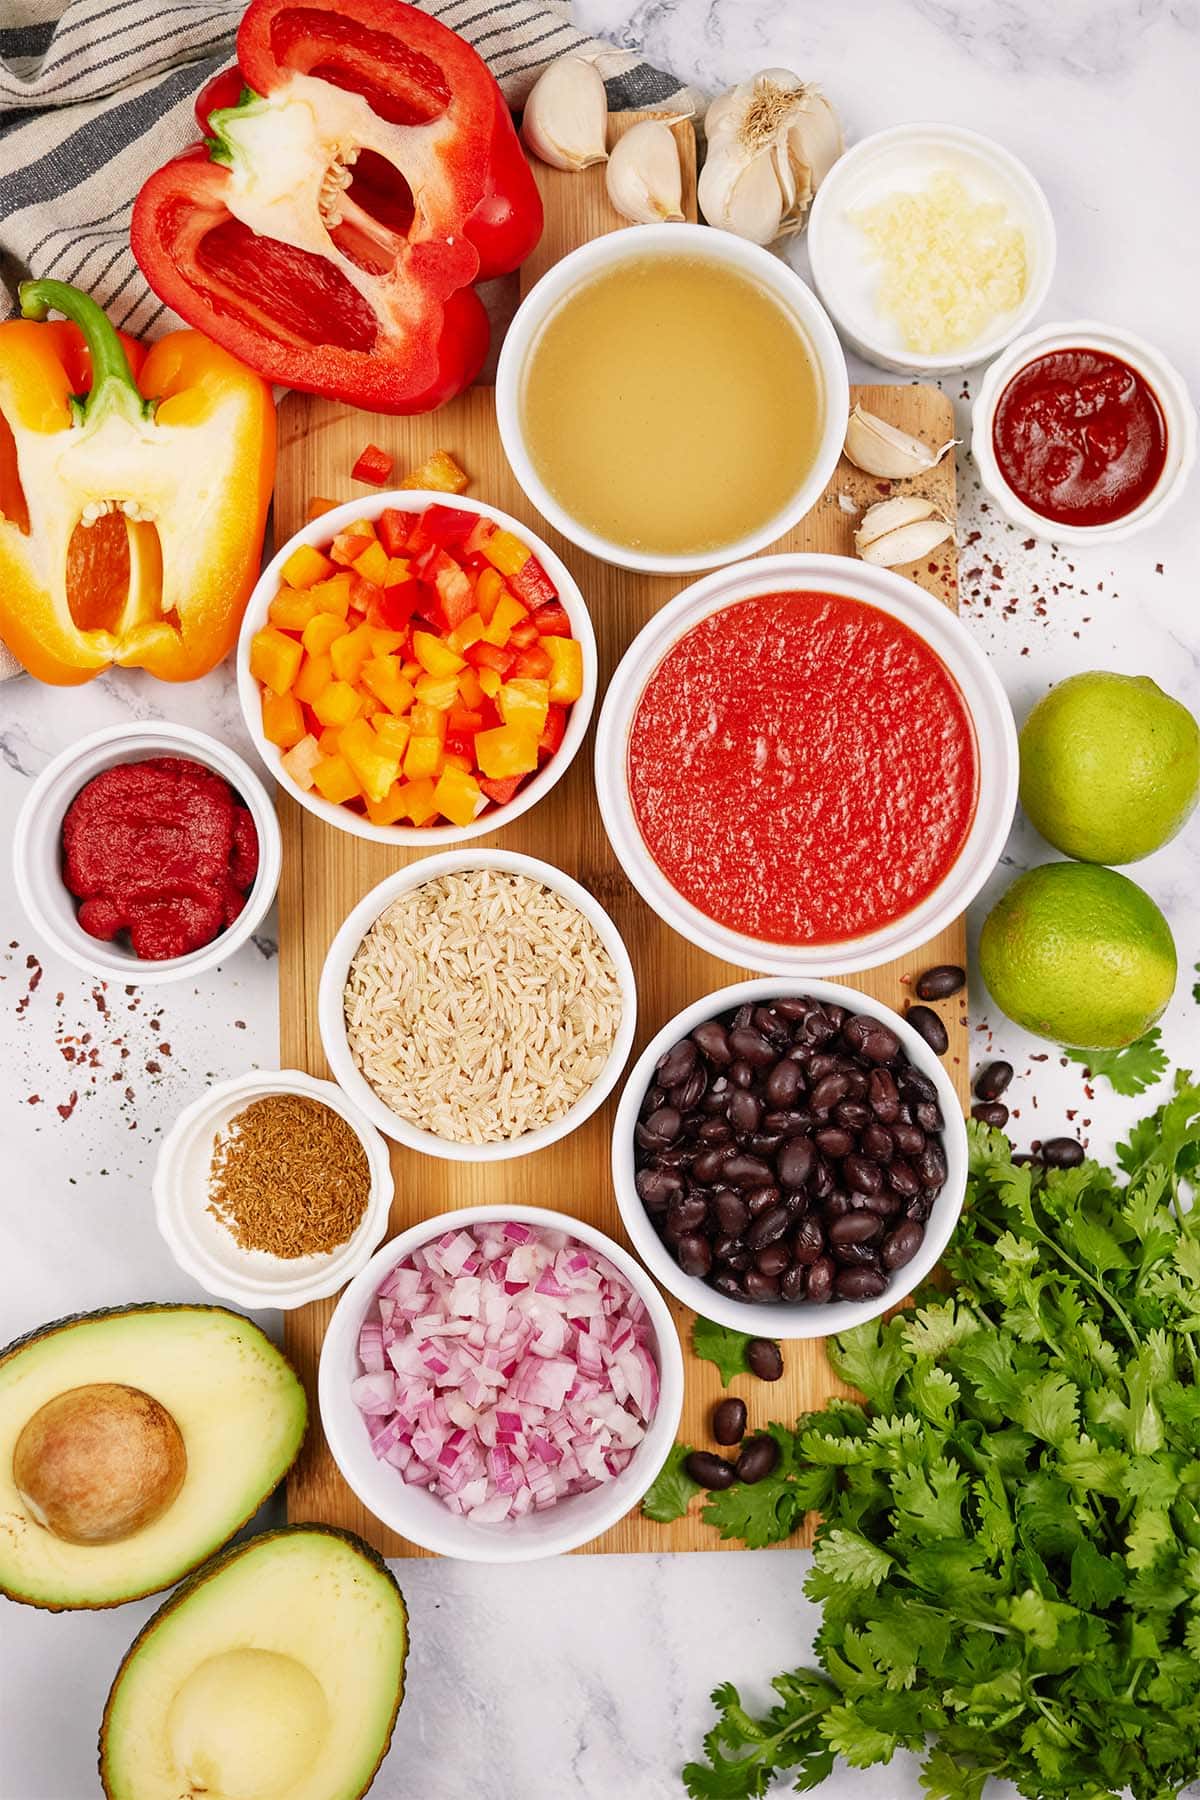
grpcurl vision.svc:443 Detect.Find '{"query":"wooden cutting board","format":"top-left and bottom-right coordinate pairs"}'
top-left (279, 117), bottom-right (966, 1554)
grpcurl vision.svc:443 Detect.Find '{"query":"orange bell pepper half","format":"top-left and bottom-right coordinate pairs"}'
top-left (0, 279), bottom-right (274, 685)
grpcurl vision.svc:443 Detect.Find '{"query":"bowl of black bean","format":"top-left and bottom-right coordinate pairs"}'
top-left (612, 980), bottom-right (968, 1336)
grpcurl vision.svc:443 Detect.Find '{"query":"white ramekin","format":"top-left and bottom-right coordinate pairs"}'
top-left (971, 320), bottom-right (1197, 545)
top-left (612, 979), bottom-right (968, 1339)
top-left (236, 490), bottom-right (597, 846)
top-left (319, 848), bottom-right (638, 1162)
top-left (495, 222), bottom-right (850, 575)
top-left (153, 1069), bottom-right (394, 1311)
top-left (12, 722), bottom-right (282, 987)
top-left (593, 553), bottom-right (1018, 977)
top-left (319, 1204), bottom-right (684, 1561)
top-left (808, 122), bottom-right (1056, 375)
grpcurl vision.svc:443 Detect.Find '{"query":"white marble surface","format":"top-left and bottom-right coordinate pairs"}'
top-left (2, 2), bottom-right (1199, 1796)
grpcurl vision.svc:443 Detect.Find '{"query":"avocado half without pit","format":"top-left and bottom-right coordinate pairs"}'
top-left (0, 1304), bottom-right (306, 1609)
top-left (100, 1526), bottom-right (408, 1800)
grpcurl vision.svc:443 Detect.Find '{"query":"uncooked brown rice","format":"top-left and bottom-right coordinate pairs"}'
top-left (343, 870), bottom-right (623, 1143)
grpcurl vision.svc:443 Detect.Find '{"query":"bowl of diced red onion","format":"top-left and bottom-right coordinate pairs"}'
top-left (318, 1206), bottom-right (685, 1561)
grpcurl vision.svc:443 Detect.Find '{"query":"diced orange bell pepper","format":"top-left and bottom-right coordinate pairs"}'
top-left (282, 543), bottom-right (335, 589)
top-left (361, 656), bottom-right (415, 716)
top-left (364, 783), bottom-right (411, 827)
top-left (368, 627), bottom-right (408, 656)
top-left (339, 718), bottom-right (401, 803)
top-left (544, 635), bottom-right (584, 704)
top-left (478, 773), bottom-right (523, 807)
top-left (479, 526), bottom-right (530, 578)
top-left (448, 704), bottom-right (485, 734)
top-left (404, 735), bottom-right (444, 781)
top-left (414, 673), bottom-right (460, 710)
top-left (383, 557), bottom-right (411, 587)
top-left (269, 589), bottom-right (319, 631)
top-left (498, 678), bottom-right (550, 738)
top-left (317, 725), bottom-right (342, 757)
top-left (477, 666), bottom-right (502, 699)
top-left (397, 776), bottom-right (439, 826)
top-left (311, 754), bottom-right (361, 804)
top-left (373, 714), bottom-right (412, 759)
top-left (446, 612), bottom-right (486, 656)
top-left (330, 624), bottom-right (373, 683)
top-left (412, 629), bottom-right (465, 677)
top-left (302, 611), bottom-right (349, 657)
top-left (433, 767), bottom-right (482, 826)
top-left (312, 680), bottom-right (363, 728)
top-left (410, 702), bottom-right (448, 742)
top-left (293, 650), bottom-right (332, 704)
top-left (280, 732), bottom-right (322, 790)
top-left (330, 527), bottom-right (375, 566)
top-left (480, 592), bottom-right (528, 647)
top-left (311, 574), bottom-right (353, 619)
top-left (398, 448), bottom-right (468, 494)
top-left (475, 724), bottom-right (539, 780)
top-left (352, 540), bottom-right (391, 588)
top-left (473, 566), bottom-right (505, 624)
top-left (401, 658), bottom-right (421, 680)
top-left (261, 690), bottom-right (305, 749)
top-left (457, 665), bottom-right (485, 710)
top-left (249, 626), bottom-right (303, 695)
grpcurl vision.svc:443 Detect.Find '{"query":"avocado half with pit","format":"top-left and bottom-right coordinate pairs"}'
top-left (0, 1303), bottom-right (306, 1609)
top-left (100, 1525), bottom-right (408, 1800)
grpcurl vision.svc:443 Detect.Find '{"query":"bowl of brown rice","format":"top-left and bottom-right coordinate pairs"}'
top-left (318, 850), bottom-right (638, 1162)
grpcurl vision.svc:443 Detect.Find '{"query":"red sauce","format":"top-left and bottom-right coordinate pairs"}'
top-left (627, 592), bottom-right (978, 946)
top-left (62, 757), bottom-right (259, 961)
top-left (992, 346), bottom-right (1167, 526)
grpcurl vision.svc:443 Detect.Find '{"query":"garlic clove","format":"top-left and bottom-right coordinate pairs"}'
top-left (854, 495), bottom-right (954, 567)
top-left (781, 91), bottom-right (843, 223)
top-left (699, 69), bottom-right (842, 244)
top-left (698, 140), bottom-right (784, 246)
top-left (605, 119), bottom-right (685, 224)
top-left (843, 404), bottom-right (958, 479)
top-left (521, 56), bottom-right (609, 171)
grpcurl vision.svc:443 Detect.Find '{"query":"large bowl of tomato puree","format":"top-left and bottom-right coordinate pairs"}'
top-left (594, 555), bottom-right (1017, 977)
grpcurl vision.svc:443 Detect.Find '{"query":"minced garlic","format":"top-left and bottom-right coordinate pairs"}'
top-left (852, 170), bottom-right (1027, 354)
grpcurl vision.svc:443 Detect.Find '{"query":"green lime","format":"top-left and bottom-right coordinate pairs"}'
top-left (1019, 671), bottom-right (1199, 863)
top-left (978, 862), bottom-right (1176, 1049)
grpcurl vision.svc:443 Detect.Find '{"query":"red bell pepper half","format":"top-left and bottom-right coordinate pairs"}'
top-left (130, 0), bottom-right (542, 415)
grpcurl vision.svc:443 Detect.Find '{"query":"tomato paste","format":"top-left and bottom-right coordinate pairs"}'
top-left (627, 592), bottom-right (978, 946)
top-left (992, 347), bottom-right (1167, 527)
top-left (62, 758), bottom-right (259, 960)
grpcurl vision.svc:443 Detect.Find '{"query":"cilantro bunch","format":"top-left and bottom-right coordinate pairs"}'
top-left (684, 1072), bottom-right (1200, 1800)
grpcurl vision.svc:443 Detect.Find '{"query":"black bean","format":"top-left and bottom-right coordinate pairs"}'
top-left (698, 1118), bottom-right (734, 1146)
top-left (861, 1123), bottom-right (894, 1163)
top-left (905, 1194), bottom-right (933, 1223)
top-left (808, 1073), bottom-right (850, 1114)
top-left (670, 1068), bottom-right (708, 1112)
top-left (777, 1135), bottom-right (815, 1189)
top-left (657, 1038), bottom-right (698, 1087)
top-left (900, 1067), bottom-right (938, 1104)
top-left (974, 1059), bottom-right (1013, 1100)
top-left (887, 1158), bottom-right (920, 1198)
top-left (859, 1189), bottom-right (901, 1218)
top-left (1042, 1137), bottom-right (1085, 1168)
top-left (829, 1211), bottom-right (883, 1248)
top-left (727, 1089), bottom-right (761, 1137)
top-left (843, 1153), bottom-right (883, 1196)
top-left (971, 1101), bottom-right (1009, 1128)
top-left (747, 1132), bottom-right (785, 1157)
top-left (833, 1100), bottom-right (872, 1132)
top-left (867, 1067), bottom-right (901, 1123)
top-left (712, 1271), bottom-right (743, 1299)
top-left (745, 1184), bottom-right (781, 1218)
top-left (780, 1263), bottom-right (807, 1301)
top-left (712, 1234), bottom-right (748, 1267)
top-left (814, 1126), bottom-right (855, 1159)
top-left (916, 1100), bottom-right (945, 1134)
top-left (752, 1007), bottom-right (790, 1045)
top-left (692, 1021), bottom-right (732, 1065)
top-left (743, 1269), bottom-right (782, 1302)
top-left (915, 1143), bottom-right (947, 1189)
top-left (754, 1243), bottom-right (791, 1278)
top-left (906, 1004), bottom-right (950, 1056)
top-left (882, 1221), bottom-right (924, 1268)
top-left (834, 1267), bottom-right (888, 1301)
top-left (677, 1234), bottom-right (712, 1277)
top-left (746, 1338), bottom-right (784, 1380)
top-left (808, 1159), bottom-right (835, 1201)
top-left (720, 1153), bottom-right (775, 1188)
top-left (685, 1450), bottom-right (735, 1490)
top-left (712, 1398), bottom-right (748, 1449)
top-left (731, 1004), bottom-right (755, 1030)
top-left (807, 1053), bottom-right (839, 1080)
top-left (806, 1256), bottom-right (835, 1303)
top-left (666, 1195), bottom-right (709, 1237)
top-left (701, 1077), bottom-right (730, 1114)
top-left (735, 1435), bottom-right (780, 1484)
top-left (842, 1015), bottom-right (901, 1063)
top-left (891, 1121), bottom-right (925, 1156)
top-left (824, 1191), bottom-right (851, 1220)
top-left (773, 997), bottom-right (813, 1021)
top-left (729, 1060), bottom-right (755, 1089)
top-left (691, 1148), bottom-right (729, 1184)
top-left (635, 1167), bottom-right (683, 1212)
top-left (714, 1190), bottom-right (750, 1235)
top-left (746, 1205), bottom-right (790, 1250)
top-left (729, 1027), bottom-right (777, 1068)
top-left (791, 1217), bottom-right (825, 1264)
top-left (915, 964), bottom-right (966, 1001)
top-left (764, 1058), bottom-right (804, 1107)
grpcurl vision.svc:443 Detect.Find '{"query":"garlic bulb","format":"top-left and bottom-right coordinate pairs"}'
top-left (854, 495), bottom-right (954, 567)
top-left (521, 56), bottom-right (609, 171)
top-left (605, 120), bottom-right (684, 224)
top-left (698, 69), bottom-right (842, 246)
top-left (843, 405), bottom-right (957, 480)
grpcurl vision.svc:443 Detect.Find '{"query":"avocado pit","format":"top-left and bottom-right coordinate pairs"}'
top-left (13, 1381), bottom-right (186, 1544)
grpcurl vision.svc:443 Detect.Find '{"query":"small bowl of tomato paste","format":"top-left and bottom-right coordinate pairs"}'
top-left (594, 555), bottom-right (1017, 977)
top-left (14, 722), bottom-right (282, 985)
top-left (972, 320), bottom-right (1196, 544)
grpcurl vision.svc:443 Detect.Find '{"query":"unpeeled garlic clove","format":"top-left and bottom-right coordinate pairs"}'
top-left (843, 404), bottom-right (957, 479)
top-left (521, 56), bottom-right (609, 171)
top-left (854, 495), bottom-right (954, 567)
top-left (699, 69), bottom-right (842, 245)
top-left (605, 119), bottom-right (684, 224)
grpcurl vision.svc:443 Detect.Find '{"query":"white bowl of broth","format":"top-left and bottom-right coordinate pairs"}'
top-left (496, 224), bottom-right (849, 575)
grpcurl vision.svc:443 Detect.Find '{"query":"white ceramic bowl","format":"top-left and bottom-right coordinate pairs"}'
top-left (495, 222), bottom-right (850, 575)
top-left (319, 849), bottom-right (638, 1162)
top-left (319, 1204), bottom-right (685, 1561)
top-left (808, 122), bottom-right (1056, 375)
top-left (153, 1069), bottom-right (393, 1310)
top-left (971, 320), bottom-right (1197, 546)
top-left (594, 552), bottom-right (1018, 977)
top-left (236, 490), bottom-right (597, 846)
top-left (12, 722), bottom-right (282, 987)
top-left (613, 979), bottom-right (968, 1338)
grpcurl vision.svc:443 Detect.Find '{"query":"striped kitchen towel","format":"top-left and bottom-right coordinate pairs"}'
top-left (0, 0), bottom-right (695, 679)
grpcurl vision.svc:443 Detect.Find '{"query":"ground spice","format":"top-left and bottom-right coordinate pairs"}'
top-left (207, 1094), bottom-right (370, 1258)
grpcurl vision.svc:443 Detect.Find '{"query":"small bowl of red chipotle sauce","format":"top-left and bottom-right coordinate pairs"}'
top-left (972, 320), bottom-right (1196, 545)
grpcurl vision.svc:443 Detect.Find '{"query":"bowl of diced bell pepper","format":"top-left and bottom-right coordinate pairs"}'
top-left (237, 492), bottom-right (596, 842)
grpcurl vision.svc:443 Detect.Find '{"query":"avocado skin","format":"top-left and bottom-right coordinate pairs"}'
top-left (0, 1304), bottom-right (308, 1611)
top-left (97, 1525), bottom-right (409, 1800)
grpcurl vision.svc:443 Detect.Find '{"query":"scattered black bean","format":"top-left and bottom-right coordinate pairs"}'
top-left (974, 1060), bottom-right (1013, 1100)
top-left (735, 1435), bottom-right (780, 1484)
top-left (1041, 1137), bottom-right (1085, 1168)
top-left (915, 963), bottom-right (966, 1001)
top-left (746, 1338), bottom-right (783, 1381)
top-left (712, 1398), bottom-right (747, 1445)
top-left (971, 1101), bottom-right (1009, 1129)
top-left (905, 1004), bottom-right (950, 1056)
top-left (685, 1451), bottom-right (736, 1490)
top-left (882, 1220), bottom-right (924, 1268)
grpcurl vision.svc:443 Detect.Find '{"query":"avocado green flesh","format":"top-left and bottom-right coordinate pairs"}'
top-left (101, 1527), bottom-right (408, 1800)
top-left (0, 1307), bottom-right (306, 1608)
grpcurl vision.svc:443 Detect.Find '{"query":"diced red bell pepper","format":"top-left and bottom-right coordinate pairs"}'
top-left (509, 554), bottom-right (556, 609)
top-left (443, 728), bottom-right (475, 762)
top-left (465, 640), bottom-right (516, 677)
top-left (430, 551), bottom-right (474, 629)
top-left (377, 508), bottom-right (411, 559)
top-left (531, 600), bottom-right (572, 637)
top-left (507, 620), bottom-right (539, 649)
top-left (464, 516), bottom-right (496, 558)
top-left (351, 443), bottom-right (394, 486)
top-left (538, 704), bottom-right (567, 758)
top-left (448, 705), bottom-right (485, 733)
top-left (478, 774), bottom-right (523, 806)
top-left (415, 504), bottom-right (479, 546)
top-left (376, 581), bottom-right (418, 631)
top-left (349, 574), bottom-right (383, 617)
top-left (512, 643), bottom-right (553, 680)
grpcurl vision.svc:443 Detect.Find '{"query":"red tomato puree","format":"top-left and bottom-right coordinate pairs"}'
top-left (992, 347), bottom-right (1167, 527)
top-left (627, 592), bottom-right (979, 945)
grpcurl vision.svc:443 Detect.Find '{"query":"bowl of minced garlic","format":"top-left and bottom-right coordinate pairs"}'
top-left (153, 1070), bottom-right (394, 1309)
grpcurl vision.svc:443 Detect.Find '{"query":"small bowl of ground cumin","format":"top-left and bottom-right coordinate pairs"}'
top-left (153, 1070), bottom-right (394, 1309)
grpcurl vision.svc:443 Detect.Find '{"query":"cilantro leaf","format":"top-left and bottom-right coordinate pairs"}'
top-left (690, 1317), bottom-right (767, 1387)
top-left (827, 1315), bottom-right (911, 1414)
top-left (1066, 1027), bottom-right (1168, 1096)
top-left (640, 1442), bottom-right (699, 1523)
top-left (701, 1424), bottom-right (819, 1547)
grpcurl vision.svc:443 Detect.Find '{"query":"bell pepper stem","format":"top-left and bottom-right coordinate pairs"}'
top-left (18, 279), bottom-right (154, 428)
